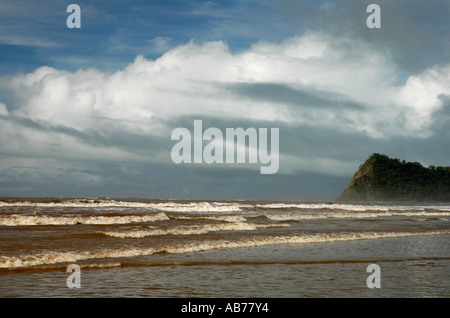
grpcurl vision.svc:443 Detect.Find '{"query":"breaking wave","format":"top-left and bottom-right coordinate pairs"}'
top-left (262, 211), bottom-right (450, 221)
top-left (2, 199), bottom-right (450, 215)
top-left (0, 212), bottom-right (169, 226)
top-left (1, 230), bottom-right (448, 269)
top-left (169, 215), bottom-right (247, 222)
top-left (255, 203), bottom-right (450, 212)
top-left (0, 199), bottom-right (244, 213)
top-left (101, 222), bottom-right (290, 238)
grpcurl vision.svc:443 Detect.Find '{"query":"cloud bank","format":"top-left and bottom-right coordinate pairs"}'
top-left (1, 30), bottom-right (450, 199)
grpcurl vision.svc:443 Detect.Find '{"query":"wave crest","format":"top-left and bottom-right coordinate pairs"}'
top-left (1, 230), bottom-right (448, 269)
top-left (101, 222), bottom-right (290, 238)
top-left (0, 212), bottom-right (169, 226)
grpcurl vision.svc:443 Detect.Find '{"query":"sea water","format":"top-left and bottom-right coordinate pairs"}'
top-left (0, 198), bottom-right (449, 297)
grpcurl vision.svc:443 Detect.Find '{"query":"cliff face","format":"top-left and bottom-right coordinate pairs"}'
top-left (337, 153), bottom-right (450, 202)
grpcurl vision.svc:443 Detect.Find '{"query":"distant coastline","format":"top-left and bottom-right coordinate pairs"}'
top-left (338, 153), bottom-right (450, 202)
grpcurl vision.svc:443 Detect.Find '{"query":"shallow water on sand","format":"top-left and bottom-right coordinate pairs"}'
top-left (0, 198), bottom-right (449, 297)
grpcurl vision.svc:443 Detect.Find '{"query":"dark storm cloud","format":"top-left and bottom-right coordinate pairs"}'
top-left (0, 1), bottom-right (448, 200)
top-left (1, 110), bottom-right (449, 200)
top-left (0, 158), bottom-right (350, 201)
top-left (271, 0), bottom-right (450, 74)
top-left (223, 82), bottom-right (367, 111)
top-left (0, 114), bottom-right (171, 158)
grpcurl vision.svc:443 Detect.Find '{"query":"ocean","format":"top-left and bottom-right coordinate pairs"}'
top-left (0, 198), bottom-right (449, 298)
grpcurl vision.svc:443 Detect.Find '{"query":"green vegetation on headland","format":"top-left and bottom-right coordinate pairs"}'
top-left (338, 153), bottom-right (450, 202)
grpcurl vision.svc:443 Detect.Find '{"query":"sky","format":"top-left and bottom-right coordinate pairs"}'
top-left (0, 0), bottom-right (449, 201)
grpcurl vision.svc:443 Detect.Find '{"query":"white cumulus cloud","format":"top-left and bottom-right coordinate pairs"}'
top-left (1, 32), bottom-right (449, 172)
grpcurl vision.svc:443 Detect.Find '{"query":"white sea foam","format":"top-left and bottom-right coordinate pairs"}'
top-left (101, 222), bottom-right (290, 238)
top-left (1, 230), bottom-right (448, 269)
top-left (0, 199), bottom-right (244, 213)
top-left (170, 215), bottom-right (247, 222)
top-left (2, 209), bottom-right (448, 226)
top-left (263, 211), bottom-right (450, 221)
top-left (2, 199), bottom-right (450, 214)
top-left (256, 203), bottom-right (450, 212)
top-left (144, 202), bottom-right (244, 213)
top-left (0, 212), bottom-right (169, 226)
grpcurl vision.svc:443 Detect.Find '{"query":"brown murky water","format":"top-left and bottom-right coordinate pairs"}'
top-left (1, 198), bottom-right (449, 297)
